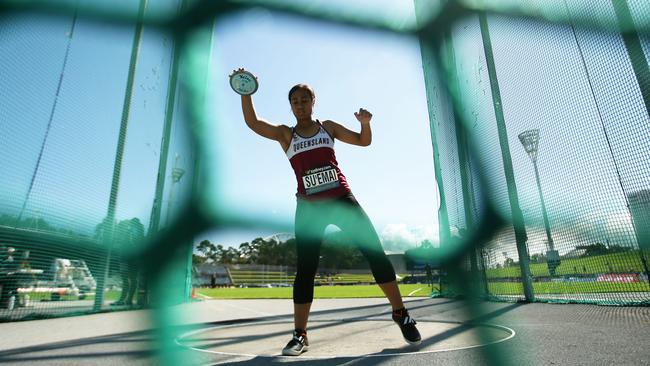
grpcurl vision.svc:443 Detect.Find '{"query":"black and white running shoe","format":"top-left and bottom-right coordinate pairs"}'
top-left (282, 329), bottom-right (309, 356)
top-left (392, 308), bottom-right (422, 345)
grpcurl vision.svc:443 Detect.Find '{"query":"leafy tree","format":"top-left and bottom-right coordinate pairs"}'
top-left (319, 231), bottom-right (367, 269)
top-left (218, 246), bottom-right (241, 264)
top-left (0, 214), bottom-right (56, 231)
top-left (239, 242), bottom-right (254, 264)
top-left (603, 244), bottom-right (630, 254)
top-left (0, 214), bottom-right (86, 238)
top-left (197, 240), bottom-right (216, 257)
top-left (278, 238), bottom-right (297, 266)
top-left (530, 252), bottom-right (546, 263)
top-left (94, 217), bottom-right (115, 241)
top-left (192, 254), bottom-right (206, 265)
top-left (577, 242), bottom-right (631, 258)
top-left (114, 218), bottom-right (145, 247)
top-left (252, 237), bottom-right (268, 263)
top-left (405, 239), bottom-right (438, 269)
top-left (420, 239), bottom-right (434, 249)
top-left (195, 240), bottom-right (223, 263)
top-left (258, 238), bottom-right (283, 265)
top-left (584, 243), bottom-right (608, 256)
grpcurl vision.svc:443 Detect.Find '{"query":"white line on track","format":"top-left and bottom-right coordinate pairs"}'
top-left (175, 319), bottom-right (517, 361)
top-left (408, 287), bottom-right (423, 296)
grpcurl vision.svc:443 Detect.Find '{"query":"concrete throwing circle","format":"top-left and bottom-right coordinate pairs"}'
top-left (176, 318), bottom-right (515, 359)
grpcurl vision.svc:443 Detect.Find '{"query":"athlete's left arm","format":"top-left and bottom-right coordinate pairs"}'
top-left (323, 108), bottom-right (373, 147)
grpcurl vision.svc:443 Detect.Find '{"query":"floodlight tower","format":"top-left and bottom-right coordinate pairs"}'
top-left (518, 129), bottom-right (560, 275)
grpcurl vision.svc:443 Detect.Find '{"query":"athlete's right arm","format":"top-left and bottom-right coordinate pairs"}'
top-left (233, 68), bottom-right (292, 149)
top-left (240, 94), bottom-right (288, 142)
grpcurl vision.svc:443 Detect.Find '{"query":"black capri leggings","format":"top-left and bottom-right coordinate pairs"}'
top-left (293, 193), bottom-right (396, 304)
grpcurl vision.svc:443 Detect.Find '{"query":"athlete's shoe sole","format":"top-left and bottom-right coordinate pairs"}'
top-left (402, 337), bottom-right (422, 346)
top-left (282, 345), bottom-right (309, 356)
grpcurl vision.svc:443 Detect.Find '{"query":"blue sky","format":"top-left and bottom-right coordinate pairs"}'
top-left (201, 3), bottom-right (439, 250)
top-left (1, 1), bottom-right (648, 263)
top-left (0, 1), bottom-right (440, 252)
top-left (0, 8), bottom-right (190, 235)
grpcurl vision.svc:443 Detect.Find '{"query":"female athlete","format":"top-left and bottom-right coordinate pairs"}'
top-left (232, 68), bottom-right (421, 356)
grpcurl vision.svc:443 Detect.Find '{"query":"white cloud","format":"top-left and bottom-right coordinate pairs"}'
top-left (604, 212), bottom-right (634, 233)
top-left (380, 223), bottom-right (439, 252)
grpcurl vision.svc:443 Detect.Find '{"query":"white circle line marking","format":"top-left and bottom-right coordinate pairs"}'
top-left (175, 319), bottom-right (516, 360)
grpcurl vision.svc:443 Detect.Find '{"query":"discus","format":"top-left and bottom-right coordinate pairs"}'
top-left (229, 70), bottom-right (258, 95)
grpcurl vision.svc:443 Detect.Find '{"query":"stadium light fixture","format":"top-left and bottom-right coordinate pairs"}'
top-left (518, 129), bottom-right (560, 275)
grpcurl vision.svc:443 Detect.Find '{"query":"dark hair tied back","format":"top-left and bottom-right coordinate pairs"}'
top-left (288, 84), bottom-right (315, 101)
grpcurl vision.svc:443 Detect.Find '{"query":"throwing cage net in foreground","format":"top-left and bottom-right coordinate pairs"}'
top-left (1, 0), bottom-right (649, 364)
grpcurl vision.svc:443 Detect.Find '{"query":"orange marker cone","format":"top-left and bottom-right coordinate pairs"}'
top-left (191, 288), bottom-right (197, 299)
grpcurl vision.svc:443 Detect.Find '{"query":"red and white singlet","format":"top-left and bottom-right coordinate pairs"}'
top-left (286, 121), bottom-right (351, 200)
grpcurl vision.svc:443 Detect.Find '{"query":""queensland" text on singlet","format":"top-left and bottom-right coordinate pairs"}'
top-left (285, 121), bottom-right (351, 199)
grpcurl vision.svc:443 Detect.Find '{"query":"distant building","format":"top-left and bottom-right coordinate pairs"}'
top-left (385, 252), bottom-right (407, 273)
top-left (193, 263), bottom-right (232, 287)
top-left (562, 247), bottom-right (587, 259)
top-left (628, 190), bottom-right (650, 250)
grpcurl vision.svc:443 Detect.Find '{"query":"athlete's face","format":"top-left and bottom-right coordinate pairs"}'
top-left (290, 88), bottom-right (315, 119)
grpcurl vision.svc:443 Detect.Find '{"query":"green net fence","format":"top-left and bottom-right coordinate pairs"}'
top-left (419, 0), bottom-right (650, 305)
top-left (0, 0), bottom-right (197, 320)
top-left (0, 0), bottom-right (649, 364)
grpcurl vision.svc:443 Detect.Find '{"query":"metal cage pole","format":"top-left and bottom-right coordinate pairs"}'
top-left (148, 0), bottom-right (186, 238)
top-left (612, 0), bottom-right (650, 118)
top-left (94, 0), bottom-right (147, 311)
top-left (610, 0), bottom-right (650, 286)
top-left (443, 32), bottom-right (486, 296)
top-left (479, 12), bottom-right (534, 301)
top-left (415, 25), bottom-right (452, 294)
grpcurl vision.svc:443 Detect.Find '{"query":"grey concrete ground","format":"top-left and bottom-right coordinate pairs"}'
top-left (0, 297), bottom-right (648, 365)
top-left (0, 300), bottom-right (111, 321)
top-left (496, 292), bottom-right (650, 304)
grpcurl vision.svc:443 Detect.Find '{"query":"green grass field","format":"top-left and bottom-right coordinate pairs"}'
top-left (228, 272), bottom-right (409, 285)
top-left (20, 290), bottom-right (122, 302)
top-left (197, 284), bottom-right (437, 299)
top-left (487, 281), bottom-right (650, 295)
top-left (485, 251), bottom-right (648, 278)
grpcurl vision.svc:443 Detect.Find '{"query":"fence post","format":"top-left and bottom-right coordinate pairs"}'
top-left (443, 32), bottom-right (486, 297)
top-left (479, 12), bottom-right (535, 302)
top-left (610, 0), bottom-right (650, 285)
top-left (94, 0), bottom-right (147, 311)
top-left (612, 0), bottom-right (650, 117)
top-left (414, 1), bottom-right (452, 296)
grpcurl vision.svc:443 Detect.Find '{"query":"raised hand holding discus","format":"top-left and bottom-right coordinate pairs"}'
top-left (229, 68), bottom-right (258, 95)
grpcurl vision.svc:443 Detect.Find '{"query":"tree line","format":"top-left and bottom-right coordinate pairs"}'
top-left (0, 214), bottom-right (85, 238)
top-left (193, 231), bottom-right (373, 269)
